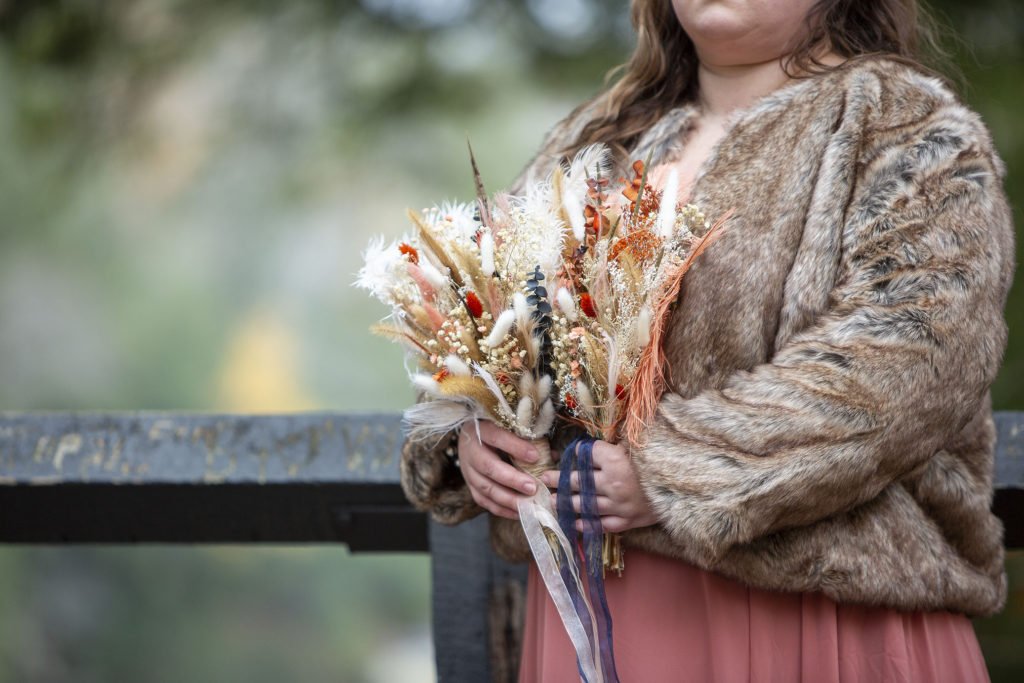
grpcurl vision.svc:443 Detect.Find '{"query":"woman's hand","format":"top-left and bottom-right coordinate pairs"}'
top-left (539, 440), bottom-right (659, 533)
top-left (458, 421), bottom-right (541, 520)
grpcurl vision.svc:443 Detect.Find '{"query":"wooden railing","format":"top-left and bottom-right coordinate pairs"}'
top-left (2, 411), bottom-right (1022, 682)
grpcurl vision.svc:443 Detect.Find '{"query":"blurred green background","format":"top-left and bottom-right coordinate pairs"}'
top-left (0, 0), bottom-right (1020, 680)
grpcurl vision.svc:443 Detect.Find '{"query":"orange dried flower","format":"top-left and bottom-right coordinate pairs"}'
top-left (579, 292), bottom-right (597, 318)
top-left (432, 368), bottom-right (450, 383)
top-left (609, 228), bottom-right (663, 266)
top-left (398, 242), bottom-right (419, 264)
top-left (564, 393), bottom-right (579, 411)
top-left (615, 384), bottom-right (627, 401)
top-left (465, 291), bottom-right (483, 318)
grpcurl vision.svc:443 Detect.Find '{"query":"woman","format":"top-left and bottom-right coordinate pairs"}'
top-left (400, 0), bottom-right (1014, 680)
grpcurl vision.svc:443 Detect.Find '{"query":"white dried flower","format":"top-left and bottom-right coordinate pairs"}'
top-left (486, 310), bottom-right (515, 348)
top-left (445, 355), bottom-right (472, 377)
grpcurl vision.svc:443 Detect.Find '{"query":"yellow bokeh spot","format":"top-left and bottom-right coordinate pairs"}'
top-left (216, 308), bottom-right (318, 412)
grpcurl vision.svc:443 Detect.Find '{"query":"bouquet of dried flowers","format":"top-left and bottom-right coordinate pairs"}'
top-left (356, 143), bottom-right (726, 683)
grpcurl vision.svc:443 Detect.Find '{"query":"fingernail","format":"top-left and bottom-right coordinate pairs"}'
top-left (524, 481), bottom-right (536, 494)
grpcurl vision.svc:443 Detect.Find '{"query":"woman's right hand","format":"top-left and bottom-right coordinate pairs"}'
top-left (458, 421), bottom-right (541, 520)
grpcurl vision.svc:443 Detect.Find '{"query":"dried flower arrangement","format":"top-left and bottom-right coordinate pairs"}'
top-left (357, 142), bottom-right (727, 683)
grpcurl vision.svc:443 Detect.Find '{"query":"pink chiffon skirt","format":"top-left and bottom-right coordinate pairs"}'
top-left (519, 549), bottom-right (988, 682)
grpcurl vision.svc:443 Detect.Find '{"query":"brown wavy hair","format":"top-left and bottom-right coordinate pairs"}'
top-left (554, 0), bottom-right (952, 168)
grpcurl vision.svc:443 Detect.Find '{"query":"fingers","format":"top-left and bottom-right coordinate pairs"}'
top-left (458, 424), bottom-right (538, 520)
top-left (538, 469), bottom-right (602, 492)
top-left (463, 466), bottom-right (527, 519)
top-left (550, 493), bottom-right (613, 515)
top-left (577, 516), bottom-right (629, 534)
top-left (460, 427), bottom-right (537, 495)
top-left (589, 439), bottom-right (621, 469)
top-left (477, 420), bottom-right (539, 466)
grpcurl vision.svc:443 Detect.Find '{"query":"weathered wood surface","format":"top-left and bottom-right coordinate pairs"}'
top-left (1, 410), bottom-right (1021, 546)
top-left (0, 412), bottom-right (424, 548)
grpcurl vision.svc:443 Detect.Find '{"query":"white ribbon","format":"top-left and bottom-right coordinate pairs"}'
top-left (518, 481), bottom-right (604, 683)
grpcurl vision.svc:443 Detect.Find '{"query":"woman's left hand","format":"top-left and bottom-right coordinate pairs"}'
top-left (538, 440), bottom-right (659, 533)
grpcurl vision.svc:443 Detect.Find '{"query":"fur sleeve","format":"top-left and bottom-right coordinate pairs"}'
top-left (630, 98), bottom-right (1016, 566)
top-left (399, 428), bottom-right (484, 525)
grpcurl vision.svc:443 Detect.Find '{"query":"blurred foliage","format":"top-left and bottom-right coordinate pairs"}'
top-left (0, 547), bottom-right (430, 683)
top-left (0, 0), bottom-right (1020, 680)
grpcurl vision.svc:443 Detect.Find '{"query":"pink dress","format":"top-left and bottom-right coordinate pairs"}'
top-left (518, 549), bottom-right (989, 682)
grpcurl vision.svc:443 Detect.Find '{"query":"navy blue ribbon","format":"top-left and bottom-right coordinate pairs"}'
top-left (557, 435), bottom-right (619, 683)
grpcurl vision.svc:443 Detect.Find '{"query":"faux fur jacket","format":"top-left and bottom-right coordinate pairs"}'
top-left (400, 55), bottom-right (1015, 617)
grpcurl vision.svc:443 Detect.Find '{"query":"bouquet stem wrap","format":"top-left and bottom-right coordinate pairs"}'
top-left (516, 434), bottom-right (619, 683)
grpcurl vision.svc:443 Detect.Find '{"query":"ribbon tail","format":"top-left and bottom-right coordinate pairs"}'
top-left (518, 486), bottom-right (602, 683)
top-left (576, 437), bottom-right (620, 682)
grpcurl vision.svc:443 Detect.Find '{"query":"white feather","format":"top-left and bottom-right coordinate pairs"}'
top-left (472, 363), bottom-right (515, 419)
top-left (562, 144), bottom-right (612, 244)
top-left (438, 200), bottom-right (480, 241)
top-left (480, 229), bottom-right (495, 275)
top-left (355, 236), bottom-right (401, 300)
top-left (445, 355), bottom-right (472, 377)
top-left (658, 167), bottom-right (679, 238)
top-left (566, 143), bottom-right (613, 186)
top-left (403, 401), bottom-right (475, 442)
top-left (485, 310), bottom-right (515, 348)
top-left (555, 288), bottom-right (577, 321)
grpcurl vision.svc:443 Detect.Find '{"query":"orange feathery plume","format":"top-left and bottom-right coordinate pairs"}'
top-left (622, 209), bottom-right (733, 446)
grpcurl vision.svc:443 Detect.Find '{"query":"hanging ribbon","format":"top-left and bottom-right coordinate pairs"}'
top-left (515, 434), bottom-right (619, 683)
top-left (558, 435), bottom-right (619, 683)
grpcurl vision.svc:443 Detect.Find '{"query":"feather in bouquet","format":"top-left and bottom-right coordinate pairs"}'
top-left (545, 156), bottom-right (732, 576)
top-left (356, 142), bottom-right (727, 683)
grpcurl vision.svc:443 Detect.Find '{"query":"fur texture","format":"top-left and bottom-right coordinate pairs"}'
top-left (399, 55), bottom-right (1015, 617)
